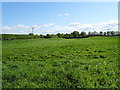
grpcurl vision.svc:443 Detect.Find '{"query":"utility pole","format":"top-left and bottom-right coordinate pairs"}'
top-left (31, 26), bottom-right (35, 34)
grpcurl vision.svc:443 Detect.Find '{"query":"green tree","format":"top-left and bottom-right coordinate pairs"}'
top-left (104, 32), bottom-right (107, 36)
top-left (71, 31), bottom-right (80, 37)
top-left (80, 31), bottom-right (86, 37)
top-left (111, 31), bottom-right (115, 36)
top-left (46, 34), bottom-right (50, 36)
top-left (107, 31), bottom-right (110, 36)
top-left (40, 34), bottom-right (44, 38)
top-left (99, 31), bottom-right (103, 36)
top-left (29, 33), bottom-right (34, 35)
top-left (44, 34), bottom-right (51, 38)
top-left (64, 33), bottom-right (71, 37)
top-left (49, 34), bottom-right (58, 38)
top-left (57, 33), bottom-right (61, 37)
top-left (88, 31), bottom-right (91, 36)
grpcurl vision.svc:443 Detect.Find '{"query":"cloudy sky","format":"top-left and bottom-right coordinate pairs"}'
top-left (2, 2), bottom-right (118, 35)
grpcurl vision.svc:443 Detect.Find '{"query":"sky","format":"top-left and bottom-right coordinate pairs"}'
top-left (2, 2), bottom-right (118, 35)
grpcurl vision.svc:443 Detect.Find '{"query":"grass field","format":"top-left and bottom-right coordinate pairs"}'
top-left (2, 36), bottom-right (119, 88)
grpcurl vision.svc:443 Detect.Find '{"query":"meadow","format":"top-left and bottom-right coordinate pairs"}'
top-left (2, 36), bottom-right (119, 88)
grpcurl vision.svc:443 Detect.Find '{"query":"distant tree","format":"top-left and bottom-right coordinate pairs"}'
top-left (49, 34), bottom-right (54, 37)
top-left (40, 34), bottom-right (44, 38)
top-left (44, 34), bottom-right (51, 38)
top-left (104, 32), bottom-right (107, 36)
top-left (46, 34), bottom-right (50, 36)
top-left (107, 31), bottom-right (110, 36)
top-left (57, 33), bottom-right (61, 37)
top-left (80, 31), bottom-right (86, 37)
top-left (88, 31), bottom-right (91, 36)
top-left (118, 31), bottom-right (120, 36)
top-left (49, 34), bottom-right (58, 38)
top-left (57, 33), bottom-right (65, 38)
top-left (94, 31), bottom-right (98, 36)
top-left (71, 31), bottom-right (80, 37)
top-left (29, 33), bottom-right (34, 35)
top-left (63, 33), bottom-right (71, 37)
top-left (99, 31), bottom-right (103, 36)
top-left (111, 31), bottom-right (115, 36)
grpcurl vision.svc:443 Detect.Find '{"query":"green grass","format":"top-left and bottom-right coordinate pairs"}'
top-left (2, 36), bottom-right (119, 88)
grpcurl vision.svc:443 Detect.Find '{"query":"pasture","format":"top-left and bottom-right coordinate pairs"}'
top-left (2, 36), bottom-right (119, 88)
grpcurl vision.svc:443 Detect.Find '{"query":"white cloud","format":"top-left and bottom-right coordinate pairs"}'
top-left (53, 25), bottom-right (75, 34)
top-left (67, 20), bottom-right (118, 33)
top-left (1, 23), bottom-right (55, 34)
top-left (15, 25), bottom-right (30, 29)
top-left (68, 23), bottom-right (81, 26)
top-left (58, 13), bottom-right (69, 16)
top-left (64, 13), bottom-right (69, 16)
top-left (2, 26), bottom-right (13, 31)
top-left (36, 23), bottom-right (55, 28)
top-left (1, 20), bottom-right (118, 35)
top-left (58, 14), bottom-right (61, 17)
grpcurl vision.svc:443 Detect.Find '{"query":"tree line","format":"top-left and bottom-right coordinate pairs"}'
top-left (88, 31), bottom-right (120, 36)
top-left (1, 30), bottom-right (120, 40)
top-left (42, 31), bottom-right (120, 38)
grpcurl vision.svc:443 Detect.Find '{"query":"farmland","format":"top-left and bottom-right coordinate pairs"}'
top-left (2, 36), bottom-right (119, 88)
